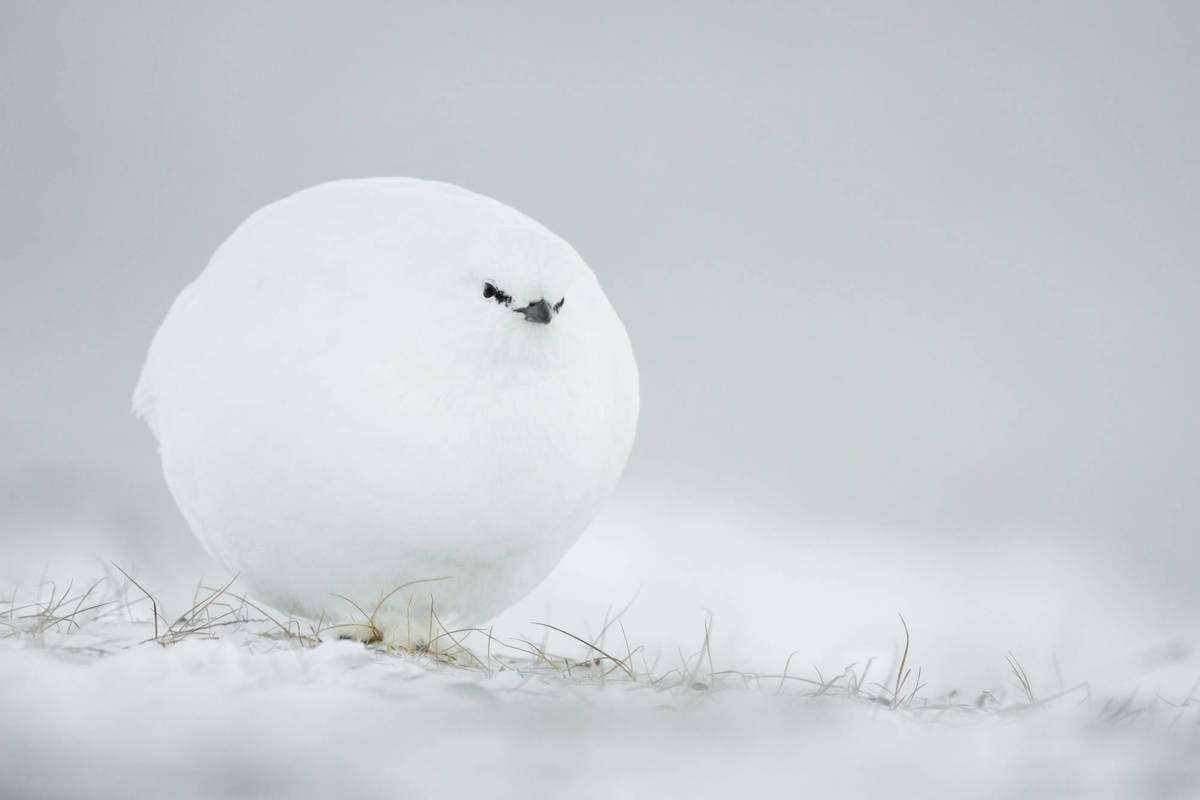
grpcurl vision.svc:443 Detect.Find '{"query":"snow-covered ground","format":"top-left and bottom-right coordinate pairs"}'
top-left (2, 486), bottom-right (1198, 798)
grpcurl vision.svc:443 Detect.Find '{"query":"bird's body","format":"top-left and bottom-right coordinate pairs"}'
top-left (135, 178), bottom-right (638, 641)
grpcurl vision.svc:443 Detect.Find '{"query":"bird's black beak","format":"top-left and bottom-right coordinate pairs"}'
top-left (516, 299), bottom-right (553, 325)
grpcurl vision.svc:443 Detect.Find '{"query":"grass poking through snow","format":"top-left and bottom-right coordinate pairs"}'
top-left (2, 566), bottom-right (1197, 728)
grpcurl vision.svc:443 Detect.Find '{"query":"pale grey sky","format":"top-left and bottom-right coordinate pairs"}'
top-left (2, 2), bottom-right (1197, 566)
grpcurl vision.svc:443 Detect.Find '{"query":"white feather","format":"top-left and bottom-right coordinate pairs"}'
top-left (135, 178), bottom-right (639, 641)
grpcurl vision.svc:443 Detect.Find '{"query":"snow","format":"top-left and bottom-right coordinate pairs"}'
top-left (2, 487), bottom-right (1198, 798)
top-left (1, 635), bottom-right (1195, 799)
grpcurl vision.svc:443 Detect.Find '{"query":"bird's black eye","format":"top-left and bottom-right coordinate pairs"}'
top-left (553, 298), bottom-right (565, 313)
top-left (482, 281), bottom-right (511, 306)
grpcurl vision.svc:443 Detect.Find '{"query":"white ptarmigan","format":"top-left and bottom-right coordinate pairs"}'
top-left (134, 178), bottom-right (638, 643)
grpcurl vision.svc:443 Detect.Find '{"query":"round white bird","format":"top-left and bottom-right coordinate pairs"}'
top-left (134, 178), bottom-right (639, 644)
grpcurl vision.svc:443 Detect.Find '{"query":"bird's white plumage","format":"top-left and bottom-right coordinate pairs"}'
top-left (135, 178), bottom-right (638, 640)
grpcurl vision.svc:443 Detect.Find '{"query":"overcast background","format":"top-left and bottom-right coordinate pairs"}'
top-left (2, 2), bottom-right (1197, 598)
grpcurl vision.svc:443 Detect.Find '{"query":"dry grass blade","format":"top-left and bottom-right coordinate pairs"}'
top-left (6, 576), bottom-right (1192, 733)
top-left (698, 612), bottom-right (715, 689)
top-left (776, 652), bottom-right (799, 695)
top-left (110, 562), bottom-right (164, 641)
top-left (903, 667), bottom-right (925, 708)
top-left (429, 608), bottom-right (487, 668)
top-left (232, 592), bottom-right (323, 647)
top-left (531, 622), bottom-right (635, 679)
top-left (1006, 653), bottom-right (1036, 704)
top-left (5, 578), bottom-right (117, 635)
top-left (892, 613), bottom-right (912, 709)
top-left (172, 575), bottom-right (240, 625)
top-left (329, 577), bottom-right (453, 645)
top-left (510, 636), bottom-right (560, 670)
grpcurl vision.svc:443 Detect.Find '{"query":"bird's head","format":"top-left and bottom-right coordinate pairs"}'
top-left (466, 224), bottom-right (586, 332)
top-left (281, 179), bottom-right (624, 379)
top-left (481, 280), bottom-right (564, 325)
